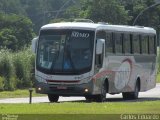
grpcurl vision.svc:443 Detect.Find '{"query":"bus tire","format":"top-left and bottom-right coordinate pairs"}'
top-left (122, 81), bottom-right (139, 100)
top-left (85, 81), bottom-right (107, 102)
top-left (48, 94), bottom-right (59, 102)
top-left (85, 95), bottom-right (94, 102)
top-left (95, 82), bottom-right (107, 102)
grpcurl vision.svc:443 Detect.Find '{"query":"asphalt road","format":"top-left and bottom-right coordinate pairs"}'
top-left (0, 84), bottom-right (159, 104)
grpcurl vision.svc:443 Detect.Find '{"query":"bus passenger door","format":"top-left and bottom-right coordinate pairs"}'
top-left (94, 39), bottom-right (106, 94)
top-left (95, 39), bottom-right (105, 69)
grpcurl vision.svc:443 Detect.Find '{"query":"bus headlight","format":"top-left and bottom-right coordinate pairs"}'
top-left (38, 87), bottom-right (42, 91)
top-left (84, 88), bottom-right (89, 93)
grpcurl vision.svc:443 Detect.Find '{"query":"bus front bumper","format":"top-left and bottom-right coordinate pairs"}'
top-left (35, 80), bottom-right (94, 96)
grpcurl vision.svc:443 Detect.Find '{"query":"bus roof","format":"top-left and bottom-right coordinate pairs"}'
top-left (41, 22), bottom-right (156, 34)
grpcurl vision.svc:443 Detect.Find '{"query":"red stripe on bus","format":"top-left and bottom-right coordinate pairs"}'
top-left (92, 58), bottom-right (133, 82)
top-left (93, 70), bottom-right (115, 80)
top-left (46, 80), bottom-right (80, 83)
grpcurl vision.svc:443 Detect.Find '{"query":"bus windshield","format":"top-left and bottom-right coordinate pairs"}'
top-left (37, 29), bottom-right (94, 74)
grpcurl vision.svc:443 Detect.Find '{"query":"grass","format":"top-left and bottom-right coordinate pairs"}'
top-left (0, 99), bottom-right (159, 120)
top-left (0, 101), bottom-right (160, 120)
top-left (0, 101), bottom-right (160, 114)
top-left (0, 89), bottom-right (44, 99)
top-left (0, 84), bottom-right (159, 120)
top-left (157, 73), bottom-right (160, 83)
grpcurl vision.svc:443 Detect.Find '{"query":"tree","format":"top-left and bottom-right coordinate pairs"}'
top-left (120, 0), bottom-right (160, 29)
top-left (50, 1), bottom-right (82, 23)
top-left (0, 29), bottom-right (18, 50)
top-left (80, 0), bottom-right (130, 24)
top-left (0, 0), bottom-right (25, 15)
top-left (0, 14), bottom-right (34, 51)
top-left (20, 0), bottom-right (68, 33)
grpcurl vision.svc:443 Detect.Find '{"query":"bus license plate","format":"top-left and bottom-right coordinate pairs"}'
top-left (57, 86), bottom-right (67, 90)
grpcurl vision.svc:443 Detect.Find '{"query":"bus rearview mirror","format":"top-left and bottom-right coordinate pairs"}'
top-left (32, 37), bottom-right (38, 53)
top-left (96, 39), bottom-right (105, 55)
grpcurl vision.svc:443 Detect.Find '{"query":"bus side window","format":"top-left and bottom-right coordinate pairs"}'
top-left (124, 34), bottom-right (131, 54)
top-left (130, 34), bottom-right (133, 54)
top-left (154, 35), bottom-right (157, 54)
top-left (133, 34), bottom-right (140, 54)
top-left (115, 33), bottom-right (122, 54)
top-left (105, 32), bottom-right (113, 54)
top-left (149, 35), bottom-right (155, 54)
top-left (141, 35), bottom-right (149, 54)
top-left (96, 31), bottom-right (106, 40)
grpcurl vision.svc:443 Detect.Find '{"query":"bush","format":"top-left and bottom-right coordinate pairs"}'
top-left (8, 76), bottom-right (17, 91)
top-left (13, 48), bottom-right (35, 88)
top-left (0, 47), bottom-right (35, 91)
top-left (0, 76), bottom-right (5, 91)
top-left (0, 49), bottom-right (16, 91)
top-left (158, 47), bottom-right (160, 73)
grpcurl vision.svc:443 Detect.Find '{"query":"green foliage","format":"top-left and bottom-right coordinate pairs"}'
top-left (0, 28), bottom-right (18, 50)
top-left (20, 0), bottom-right (68, 33)
top-left (0, 48), bottom-right (35, 91)
top-left (157, 73), bottom-right (160, 83)
top-left (0, 76), bottom-right (5, 91)
top-left (80, 0), bottom-right (130, 24)
top-left (0, 50), bottom-right (11, 77)
top-left (13, 48), bottom-right (35, 88)
top-left (0, 14), bottom-right (34, 51)
top-left (1, 0), bottom-right (160, 32)
top-left (0, 89), bottom-right (44, 98)
top-left (158, 47), bottom-right (160, 74)
top-left (0, 49), bottom-right (16, 91)
top-left (121, 0), bottom-right (160, 28)
top-left (50, 0), bottom-right (131, 25)
top-left (0, 0), bottom-right (26, 15)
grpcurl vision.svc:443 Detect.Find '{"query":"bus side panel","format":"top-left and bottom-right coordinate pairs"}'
top-left (134, 55), bottom-right (157, 92)
top-left (101, 55), bottom-right (156, 94)
top-left (106, 56), bottom-right (135, 93)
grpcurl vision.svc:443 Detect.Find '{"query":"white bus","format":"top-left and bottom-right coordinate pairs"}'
top-left (32, 20), bottom-right (157, 102)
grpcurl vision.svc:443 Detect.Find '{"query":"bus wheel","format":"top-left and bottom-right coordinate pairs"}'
top-left (95, 82), bottom-right (107, 102)
top-left (122, 81), bottom-right (139, 100)
top-left (85, 95), bottom-right (94, 102)
top-left (48, 94), bottom-right (59, 102)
